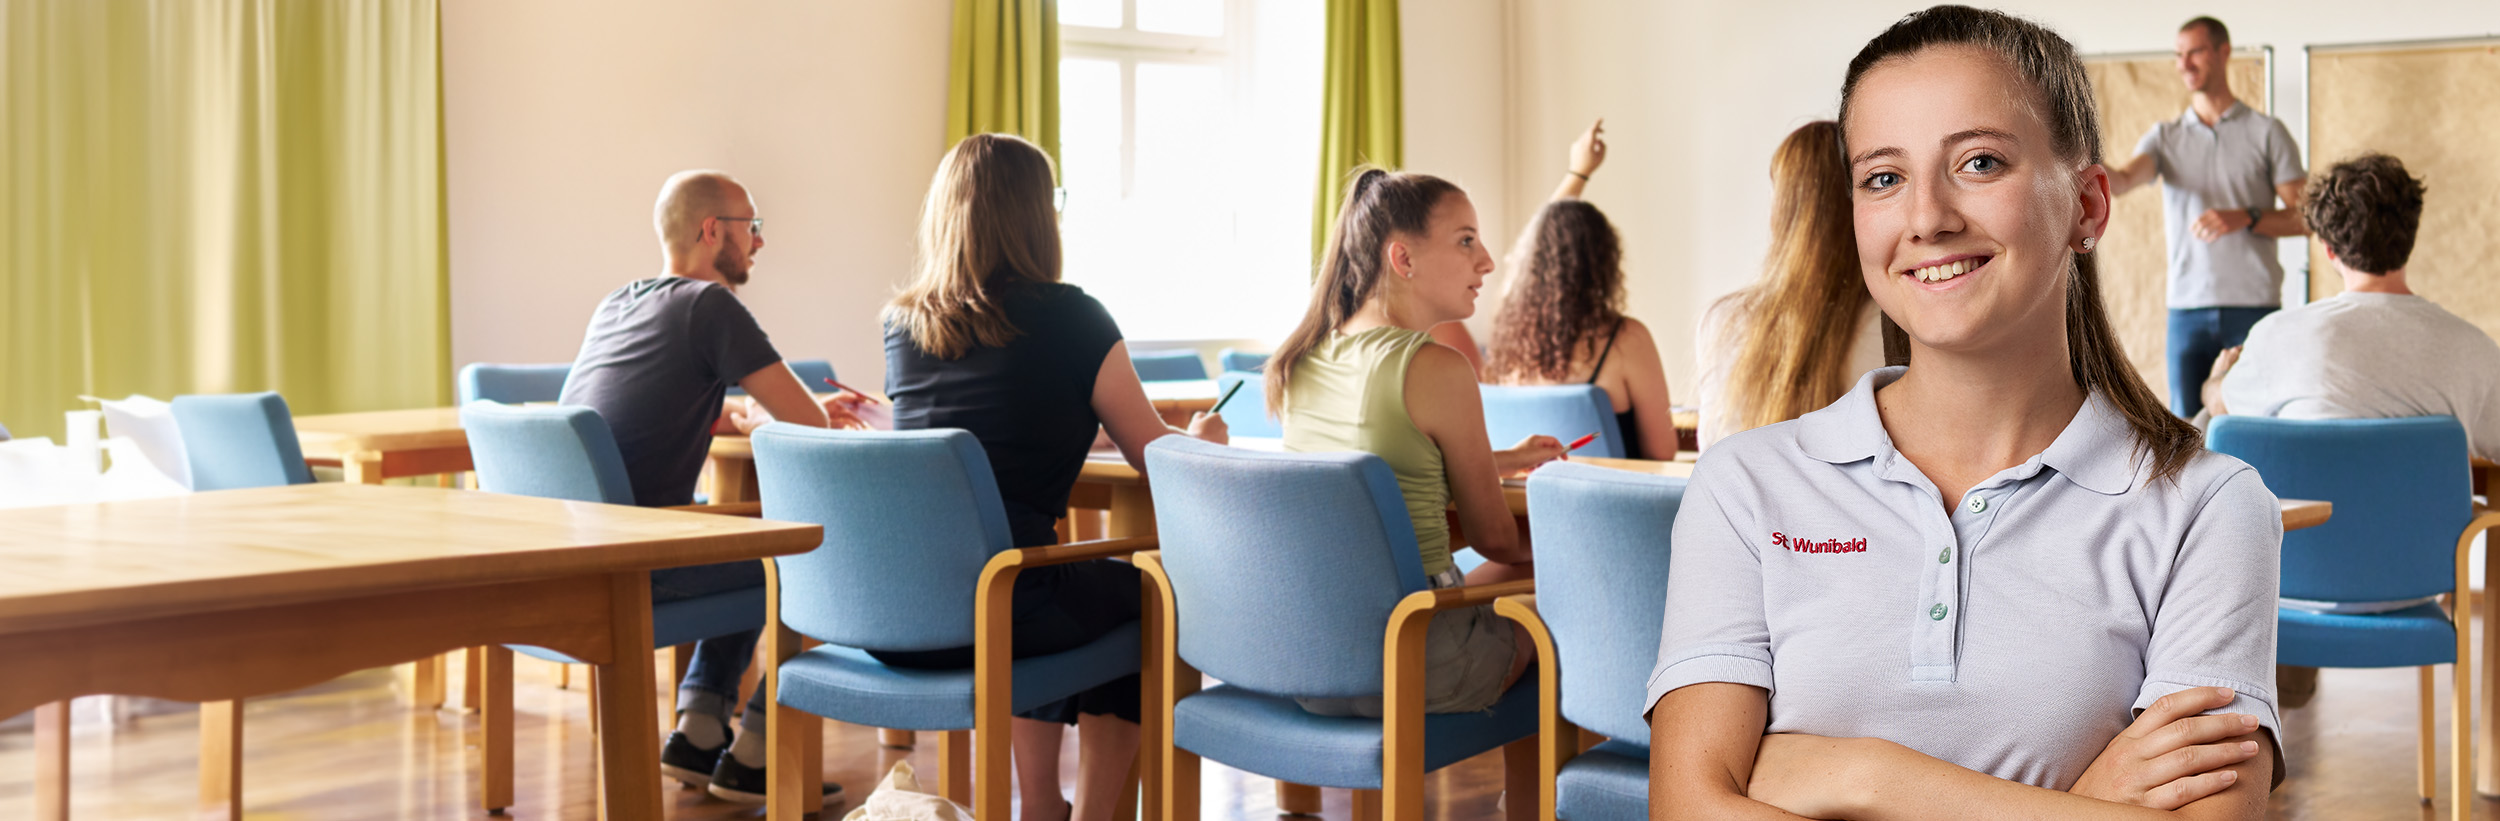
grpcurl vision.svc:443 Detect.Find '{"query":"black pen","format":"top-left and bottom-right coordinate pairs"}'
top-left (1210, 380), bottom-right (1247, 414)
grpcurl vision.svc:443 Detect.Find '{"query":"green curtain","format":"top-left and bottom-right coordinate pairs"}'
top-left (2, 1), bottom-right (448, 442)
top-left (1312, 0), bottom-right (1402, 265)
top-left (947, 0), bottom-right (1059, 171)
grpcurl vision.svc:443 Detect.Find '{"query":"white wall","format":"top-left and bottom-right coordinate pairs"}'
top-left (1489, 0), bottom-right (2500, 394)
top-left (444, 0), bottom-right (952, 394)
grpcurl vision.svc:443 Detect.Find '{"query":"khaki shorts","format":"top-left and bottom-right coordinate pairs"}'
top-left (1294, 569), bottom-right (1520, 717)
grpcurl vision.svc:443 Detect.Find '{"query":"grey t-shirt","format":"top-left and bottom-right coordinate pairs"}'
top-left (558, 276), bottom-right (781, 507)
top-left (2135, 103), bottom-right (2306, 309)
top-left (2220, 291), bottom-right (2500, 463)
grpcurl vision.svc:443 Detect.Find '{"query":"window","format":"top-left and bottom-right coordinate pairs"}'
top-left (1058, 0), bottom-right (1321, 342)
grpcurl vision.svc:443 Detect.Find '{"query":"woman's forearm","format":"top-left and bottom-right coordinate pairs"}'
top-left (1752, 734), bottom-right (2267, 821)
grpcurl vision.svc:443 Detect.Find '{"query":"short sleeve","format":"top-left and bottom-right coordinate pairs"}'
top-left (2267, 118), bottom-right (2306, 187)
top-left (688, 285), bottom-right (783, 387)
top-left (2132, 467), bottom-right (2285, 772)
top-left (1053, 287), bottom-right (1124, 391)
top-left (1644, 454), bottom-right (1775, 718)
top-left (2133, 122), bottom-right (2166, 180)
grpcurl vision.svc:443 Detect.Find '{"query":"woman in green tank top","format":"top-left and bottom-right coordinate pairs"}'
top-left (1263, 168), bottom-right (1567, 716)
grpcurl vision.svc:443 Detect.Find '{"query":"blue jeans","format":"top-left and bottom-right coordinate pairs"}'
top-left (651, 560), bottom-right (767, 718)
top-left (2166, 307), bottom-right (2275, 419)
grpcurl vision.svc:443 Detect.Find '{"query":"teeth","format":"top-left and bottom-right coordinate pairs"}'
top-left (1911, 258), bottom-right (1980, 282)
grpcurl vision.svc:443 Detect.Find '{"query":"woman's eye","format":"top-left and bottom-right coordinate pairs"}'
top-left (1863, 172), bottom-right (1902, 191)
top-left (1461, 236), bottom-right (1475, 248)
top-left (1962, 155), bottom-right (2002, 174)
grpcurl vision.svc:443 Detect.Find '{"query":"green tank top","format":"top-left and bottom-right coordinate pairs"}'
top-left (1281, 326), bottom-right (1454, 576)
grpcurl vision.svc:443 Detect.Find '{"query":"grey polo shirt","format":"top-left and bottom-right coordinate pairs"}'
top-left (2136, 102), bottom-right (2306, 309)
top-left (1647, 367), bottom-right (2283, 789)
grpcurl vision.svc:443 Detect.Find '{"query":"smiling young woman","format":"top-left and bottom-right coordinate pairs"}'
top-left (1645, 6), bottom-right (2283, 820)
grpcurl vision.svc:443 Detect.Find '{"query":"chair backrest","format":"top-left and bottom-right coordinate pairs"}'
top-left (1214, 370), bottom-right (1282, 439)
top-left (1481, 384), bottom-right (1625, 458)
top-left (1526, 462), bottom-right (1683, 745)
top-left (1131, 350), bottom-right (1209, 382)
top-left (1145, 436), bottom-right (1428, 698)
top-left (1217, 349), bottom-right (1269, 372)
top-left (170, 392), bottom-right (314, 490)
top-left (750, 425), bottom-right (1014, 651)
top-left (2208, 415), bottom-right (2473, 603)
top-left (457, 363), bottom-right (572, 405)
top-left (460, 403), bottom-right (637, 506)
top-left (728, 358), bottom-right (837, 396)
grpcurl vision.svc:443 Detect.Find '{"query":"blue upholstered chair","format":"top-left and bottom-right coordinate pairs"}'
top-left (1138, 436), bottom-right (1538, 821)
top-left (1498, 462), bottom-right (1682, 821)
top-left (460, 401), bottom-right (769, 814)
top-left (455, 362), bottom-right (571, 404)
top-left (1481, 385), bottom-right (1625, 459)
top-left (170, 392), bottom-right (315, 490)
top-left (2210, 415), bottom-right (2498, 818)
top-left (729, 358), bottom-right (837, 396)
top-left (1214, 370), bottom-right (1282, 439)
top-left (1217, 349), bottom-right (1269, 373)
top-left (1130, 349), bottom-right (1209, 382)
top-left (752, 425), bottom-right (1152, 820)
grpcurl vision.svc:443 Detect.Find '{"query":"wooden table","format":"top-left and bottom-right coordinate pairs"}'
top-left (292, 407), bottom-right (472, 485)
top-left (1, 482), bottom-right (819, 820)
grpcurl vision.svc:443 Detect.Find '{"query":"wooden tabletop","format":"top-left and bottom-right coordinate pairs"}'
top-left (292, 407), bottom-right (468, 457)
top-left (0, 482), bottom-right (820, 635)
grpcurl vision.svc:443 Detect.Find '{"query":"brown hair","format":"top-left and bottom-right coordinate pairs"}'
top-left (1841, 5), bottom-right (2202, 483)
top-left (2304, 153), bottom-right (2426, 276)
top-left (1485, 200), bottom-right (1626, 382)
top-left (1719, 121), bottom-right (1867, 434)
top-left (1268, 167), bottom-right (1464, 415)
top-left (885, 134), bottom-right (1063, 360)
top-left (2179, 16), bottom-right (2230, 48)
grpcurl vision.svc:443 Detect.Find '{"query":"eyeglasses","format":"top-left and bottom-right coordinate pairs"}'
top-left (717, 216), bottom-right (764, 236)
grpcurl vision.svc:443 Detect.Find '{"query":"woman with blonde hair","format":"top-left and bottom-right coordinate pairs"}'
top-left (1692, 119), bottom-right (1889, 450)
top-left (1485, 119), bottom-right (1679, 459)
top-left (881, 133), bottom-right (1223, 821)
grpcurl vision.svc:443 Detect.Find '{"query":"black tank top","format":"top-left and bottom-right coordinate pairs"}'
top-left (1586, 320), bottom-right (1644, 459)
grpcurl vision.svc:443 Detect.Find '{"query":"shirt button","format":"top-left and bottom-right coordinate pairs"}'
top-left (1929, 603), bottom-right (1949, 620)
top-left (1967, 495), bottom-right (1988, 513)
top-left (1938, 547), bottom-right (1952, 564)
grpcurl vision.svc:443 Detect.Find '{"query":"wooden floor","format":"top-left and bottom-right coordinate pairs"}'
top-left (0, 655), bottom-right (2484, 819)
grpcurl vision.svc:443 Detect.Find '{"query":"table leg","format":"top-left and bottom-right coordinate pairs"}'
top-left (481, 646), bottom-right (515, 813)
top-left (1108, 485), bottom-right (1157, 538)
top-left (595, 572), bottom-right (662, 821)
top-left (708, 455), bottom-right (755, 503)
top-left (342, 450), bottom-right (386, 485)
top-left (404, 655), bottom-right (446, 710)
top-left (35, 701), bottom-right (68, 821)
top-left (199, 699), bottom-right (243, 820)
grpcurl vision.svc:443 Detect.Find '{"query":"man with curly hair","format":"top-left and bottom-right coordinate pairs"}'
top-left (2204, 152), bottom-right (2500, 707)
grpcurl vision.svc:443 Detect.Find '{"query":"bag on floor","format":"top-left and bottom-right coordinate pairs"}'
top-left (842, 760), bottom-right (973, 821)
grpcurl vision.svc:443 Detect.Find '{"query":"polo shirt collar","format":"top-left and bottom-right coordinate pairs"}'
top-left (2179, 101), bottom-right (2251, 129)
top-left (1796, 366), bottom-right (2140, 495)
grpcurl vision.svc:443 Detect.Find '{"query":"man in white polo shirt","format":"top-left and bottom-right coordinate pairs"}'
top-left (2107, 16), bottom-right (2308, 420)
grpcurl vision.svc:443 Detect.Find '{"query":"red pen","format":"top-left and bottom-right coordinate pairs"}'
top-left (823, 377), bottom-right (885, 405)
top-left (1565, 432), bottom-right (1599, 452)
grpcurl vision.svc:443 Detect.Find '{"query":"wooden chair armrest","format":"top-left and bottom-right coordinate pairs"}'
top-left (987, 536), bottom-right (1160, 575)
top-left (1396, 579), bottom-right (1537, 614)
top-left (663, 501), bottom-right (764, 517)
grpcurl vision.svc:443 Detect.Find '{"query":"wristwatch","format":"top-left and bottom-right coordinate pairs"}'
top-left (2245, 207), bottom-right (2262, 233)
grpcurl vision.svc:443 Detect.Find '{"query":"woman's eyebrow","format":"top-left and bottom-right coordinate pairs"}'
top-left (1942, 127), bottom-right (2019, 147)
top-left (1849, 146), bottom-right (1903, 167)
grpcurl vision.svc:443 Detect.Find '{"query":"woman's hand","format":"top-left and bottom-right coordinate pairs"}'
top-left (821, 392), bottom-right (870, 430)
top-left (1493, 435), bottom-right (1566, 476)
top-left (729, 398), bottom-right (773, 435)
top-left (1747, 733), bottom-right (1887, 819)
top-left (2068, 686), bottom-right (2261, 810)
top-left (1186, 410), bottom-right (1228, 445)
top-left (1570, 118), bottom-right (1607, 178)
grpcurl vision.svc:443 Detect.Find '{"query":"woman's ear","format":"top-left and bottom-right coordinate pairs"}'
top-left (1385, 240), bottom-right (1413, 279)
top-left (2075, 163), bottom-right (2113, 251)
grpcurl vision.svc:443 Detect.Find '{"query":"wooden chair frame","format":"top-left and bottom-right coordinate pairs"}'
top-left (1139, 550), bottom-right (1538, 821)
top-left (764, 535), bottom-right (1158, 821)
